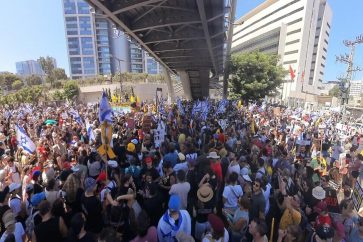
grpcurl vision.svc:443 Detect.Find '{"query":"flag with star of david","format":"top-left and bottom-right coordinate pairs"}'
top-left (15, 125), bottom-right (36, 154)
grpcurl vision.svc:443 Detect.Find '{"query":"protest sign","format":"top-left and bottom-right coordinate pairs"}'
top-left (153, 121), bottom-right (166, 148)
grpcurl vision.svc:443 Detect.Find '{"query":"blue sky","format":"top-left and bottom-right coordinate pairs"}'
top-left (0, 0), bottom-right (362, 82)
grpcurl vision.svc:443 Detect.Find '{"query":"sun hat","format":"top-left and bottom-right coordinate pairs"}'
top-left (197, 185), bottom-right (214, 203)
top-left (178, 153), bottom-right (186, 161)
top-left (31, 192), bottom-right (46, 207)
top-left (207, 151), bottom-right (220, 159)
top-left (127, 143), bottom-right (136, 152)
top-left (2, 211), bottom-right (15, 228)
top-left (131, 139), bottom-right (138, 145)
top-left (168, 194), bottom-right (181, 211)
top-left (84, 177), bottom-right (97, 192)
top-left (312, 186), bottom-right (326, 200)
top-left (208, 214), bottom-right (224, 234)
top-left (107, 160), bottom-right (118, 168)
top-left (8, 183), bottom-right (21, 193)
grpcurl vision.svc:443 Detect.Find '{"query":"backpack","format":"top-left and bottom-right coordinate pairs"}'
top-left (25, 208), bottom-right (39, 238)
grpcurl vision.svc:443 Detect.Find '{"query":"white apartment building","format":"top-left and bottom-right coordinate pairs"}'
top-left (350, 80), bottom-right (363, 97)
top-left (232, 0), bottom-right (332, 107)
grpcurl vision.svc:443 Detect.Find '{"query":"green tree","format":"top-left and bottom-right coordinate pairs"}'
top-left (53, 68), bottom-right (67, 80)
top-left (63, 80), bottom-right (79, 100)
top-left (38, 56), bottom-right (55, 87)
top-left (11, 80), bottom-right (24, 90)
top-left (25, 74), bottom-right (43, 86)
top-left (329, 85), bottom-right (340, 97)
top-left (0, 72), bottom-right (20, 90)
top-left (228, 51), bottom-right (287, 101)
top-left (52, 90), bottom-right (65, 101)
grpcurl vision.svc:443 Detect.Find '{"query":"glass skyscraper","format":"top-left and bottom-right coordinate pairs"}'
top-left (63, 0), bottom-right (161, 79)
top-left (62, 0), bottom-right (115, 79)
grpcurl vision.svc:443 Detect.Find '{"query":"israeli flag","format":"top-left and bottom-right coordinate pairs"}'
top-left (69, 108), bottom-right (84, 126)
top-left (99, 92), bottom-right (113, 123)
top-left (15, 125), bottom-right (36, 154)
top-left (177, 98), bottom-right (185, 116)
top-left (85, 118), bottom-right (95, 142)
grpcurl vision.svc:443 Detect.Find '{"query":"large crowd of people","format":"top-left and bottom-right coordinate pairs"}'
top-left (0, 95), bottom-right (362, 242)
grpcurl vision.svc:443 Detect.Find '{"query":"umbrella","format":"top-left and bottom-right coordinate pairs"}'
top-left (44, 119), bottom-right (57, 125)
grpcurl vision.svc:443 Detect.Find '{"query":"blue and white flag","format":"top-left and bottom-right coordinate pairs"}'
top-left (69, 108), bottom-right (84, 126)
top-left (177, 98), bottom-right (185, 116)
top-left (16, 125), bottom-right (36, 154)
top-left (85, 118), bottom-right (95, 142)
top-left (99, 92), bottom-right (113, 123)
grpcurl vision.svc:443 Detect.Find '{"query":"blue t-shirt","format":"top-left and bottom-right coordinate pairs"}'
top-left (163, 152), bottom-right (178, 167)
top-left (348, 228), bottom-right (363, 242)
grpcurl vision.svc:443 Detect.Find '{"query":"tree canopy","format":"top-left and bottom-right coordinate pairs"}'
top-left (329, 85), bottom-right (340, 98)
top-left (63, 80), bottom-right (79, 100)
top-left (0, 72), bottom-right (21, 90)
top-left (228, 51), bottom-right (287, 101)
top-left (38, 56), bottom-right (67, 87)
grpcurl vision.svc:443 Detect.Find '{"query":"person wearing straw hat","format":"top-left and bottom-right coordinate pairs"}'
top-left (0, 210), bottom-right (25, 242)
top-left (195, 185), bottom-right (215, 240)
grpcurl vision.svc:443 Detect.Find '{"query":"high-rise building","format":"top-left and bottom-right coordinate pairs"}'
top-left (350, 80), bottom-right (363, 97)
top-left (15, 60), bottom-right (44, 76)
top-left (62, 0), bottom-right (162, 79)
top-left (232, 0), bottom-right (332, 106)
top-left (62, 0), bottom-right (129, 79)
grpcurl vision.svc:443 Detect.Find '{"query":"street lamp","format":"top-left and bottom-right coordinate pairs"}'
top-left (110, 54), bottom-right (125, 95)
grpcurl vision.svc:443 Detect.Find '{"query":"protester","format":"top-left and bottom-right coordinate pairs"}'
top-left (0, 93), bottom-right (362, 242)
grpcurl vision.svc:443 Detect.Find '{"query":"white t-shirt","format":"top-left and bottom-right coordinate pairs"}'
top-left (0, 222), bottom-right (25, 242)
top-left (100, 180), bottom-right (116, 202)
top-left (263, 183), bottom-right (271, 215)
top-left (202, 228), bottom-right (229, 242)
top-left (169, 182), bottom-right (191, 209)
top-left (223, 185), bottom-right (243, 208)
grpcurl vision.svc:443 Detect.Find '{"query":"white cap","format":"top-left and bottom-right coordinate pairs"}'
top-left (108, 160), bottom-right (118, 168)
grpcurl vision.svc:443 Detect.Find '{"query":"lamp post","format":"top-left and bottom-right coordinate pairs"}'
top-left (110, 55), bottom-right (125, 96)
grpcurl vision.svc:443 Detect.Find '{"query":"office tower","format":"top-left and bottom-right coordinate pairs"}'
top-left (232, 0), bottom-right (332, 106)
top-left (15, 60), bottom-right (44, 76)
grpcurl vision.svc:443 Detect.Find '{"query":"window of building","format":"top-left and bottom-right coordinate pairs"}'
top-left (323, 47), bottom-right (327, 52)
top-left (64, 0), bottom-right (76, 14)
top-left (79, 16), bottom-right (92, 35)
top-left (68, 37), bottom-right (80, 55)
top-left (321, 63), bottom-right (325, 67)
top-left (234, 0), bottom-right (301, 36)
top-left (287, 18), bottom-right (303, 26)
top-left (66, 17), bottom-right (78, 35)
top-left (70, 57), bottom-right (82, 74)
top-left (283, 60), bottom-right (297, 64)
top-left (325, 31), bottom-right (330, 37)
top-left (322, 55), bottom-right (326, 60)
top-left (287, 29), bottom-right (301, 36)
top-left (284, 50), bottom-right (299, 55)
top-left (320, 71), bottom-right (324, 75)
top-left (96, 20), bottom-right (108, 29)
top-left (286, 39), bottom-right (300, 45)
top-left (96, 29), bottom-right (108, 35)
top-left (314, 44), bottom-right (318, 47)
top-left (81, 37), bottom-right (94, 55)
top-left (83, 57), bottom-right (96, 74)
top-left (77, 1), bottom-right (90, 14)
top-left (327, 22), bottom-right (331, 29)
top-left (324, 39), bottom-right (329, 45)
top-left (147, 59), bottom-right (158, 74)
top-left (233, 7), bottom-right (304, 43)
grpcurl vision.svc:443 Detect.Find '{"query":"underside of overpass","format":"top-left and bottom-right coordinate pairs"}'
top-left (88, 0), bottom-right (227, 100)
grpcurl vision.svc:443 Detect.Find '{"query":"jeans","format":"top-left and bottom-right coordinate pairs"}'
top-left (195, 221), bottom-right (210, 240)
